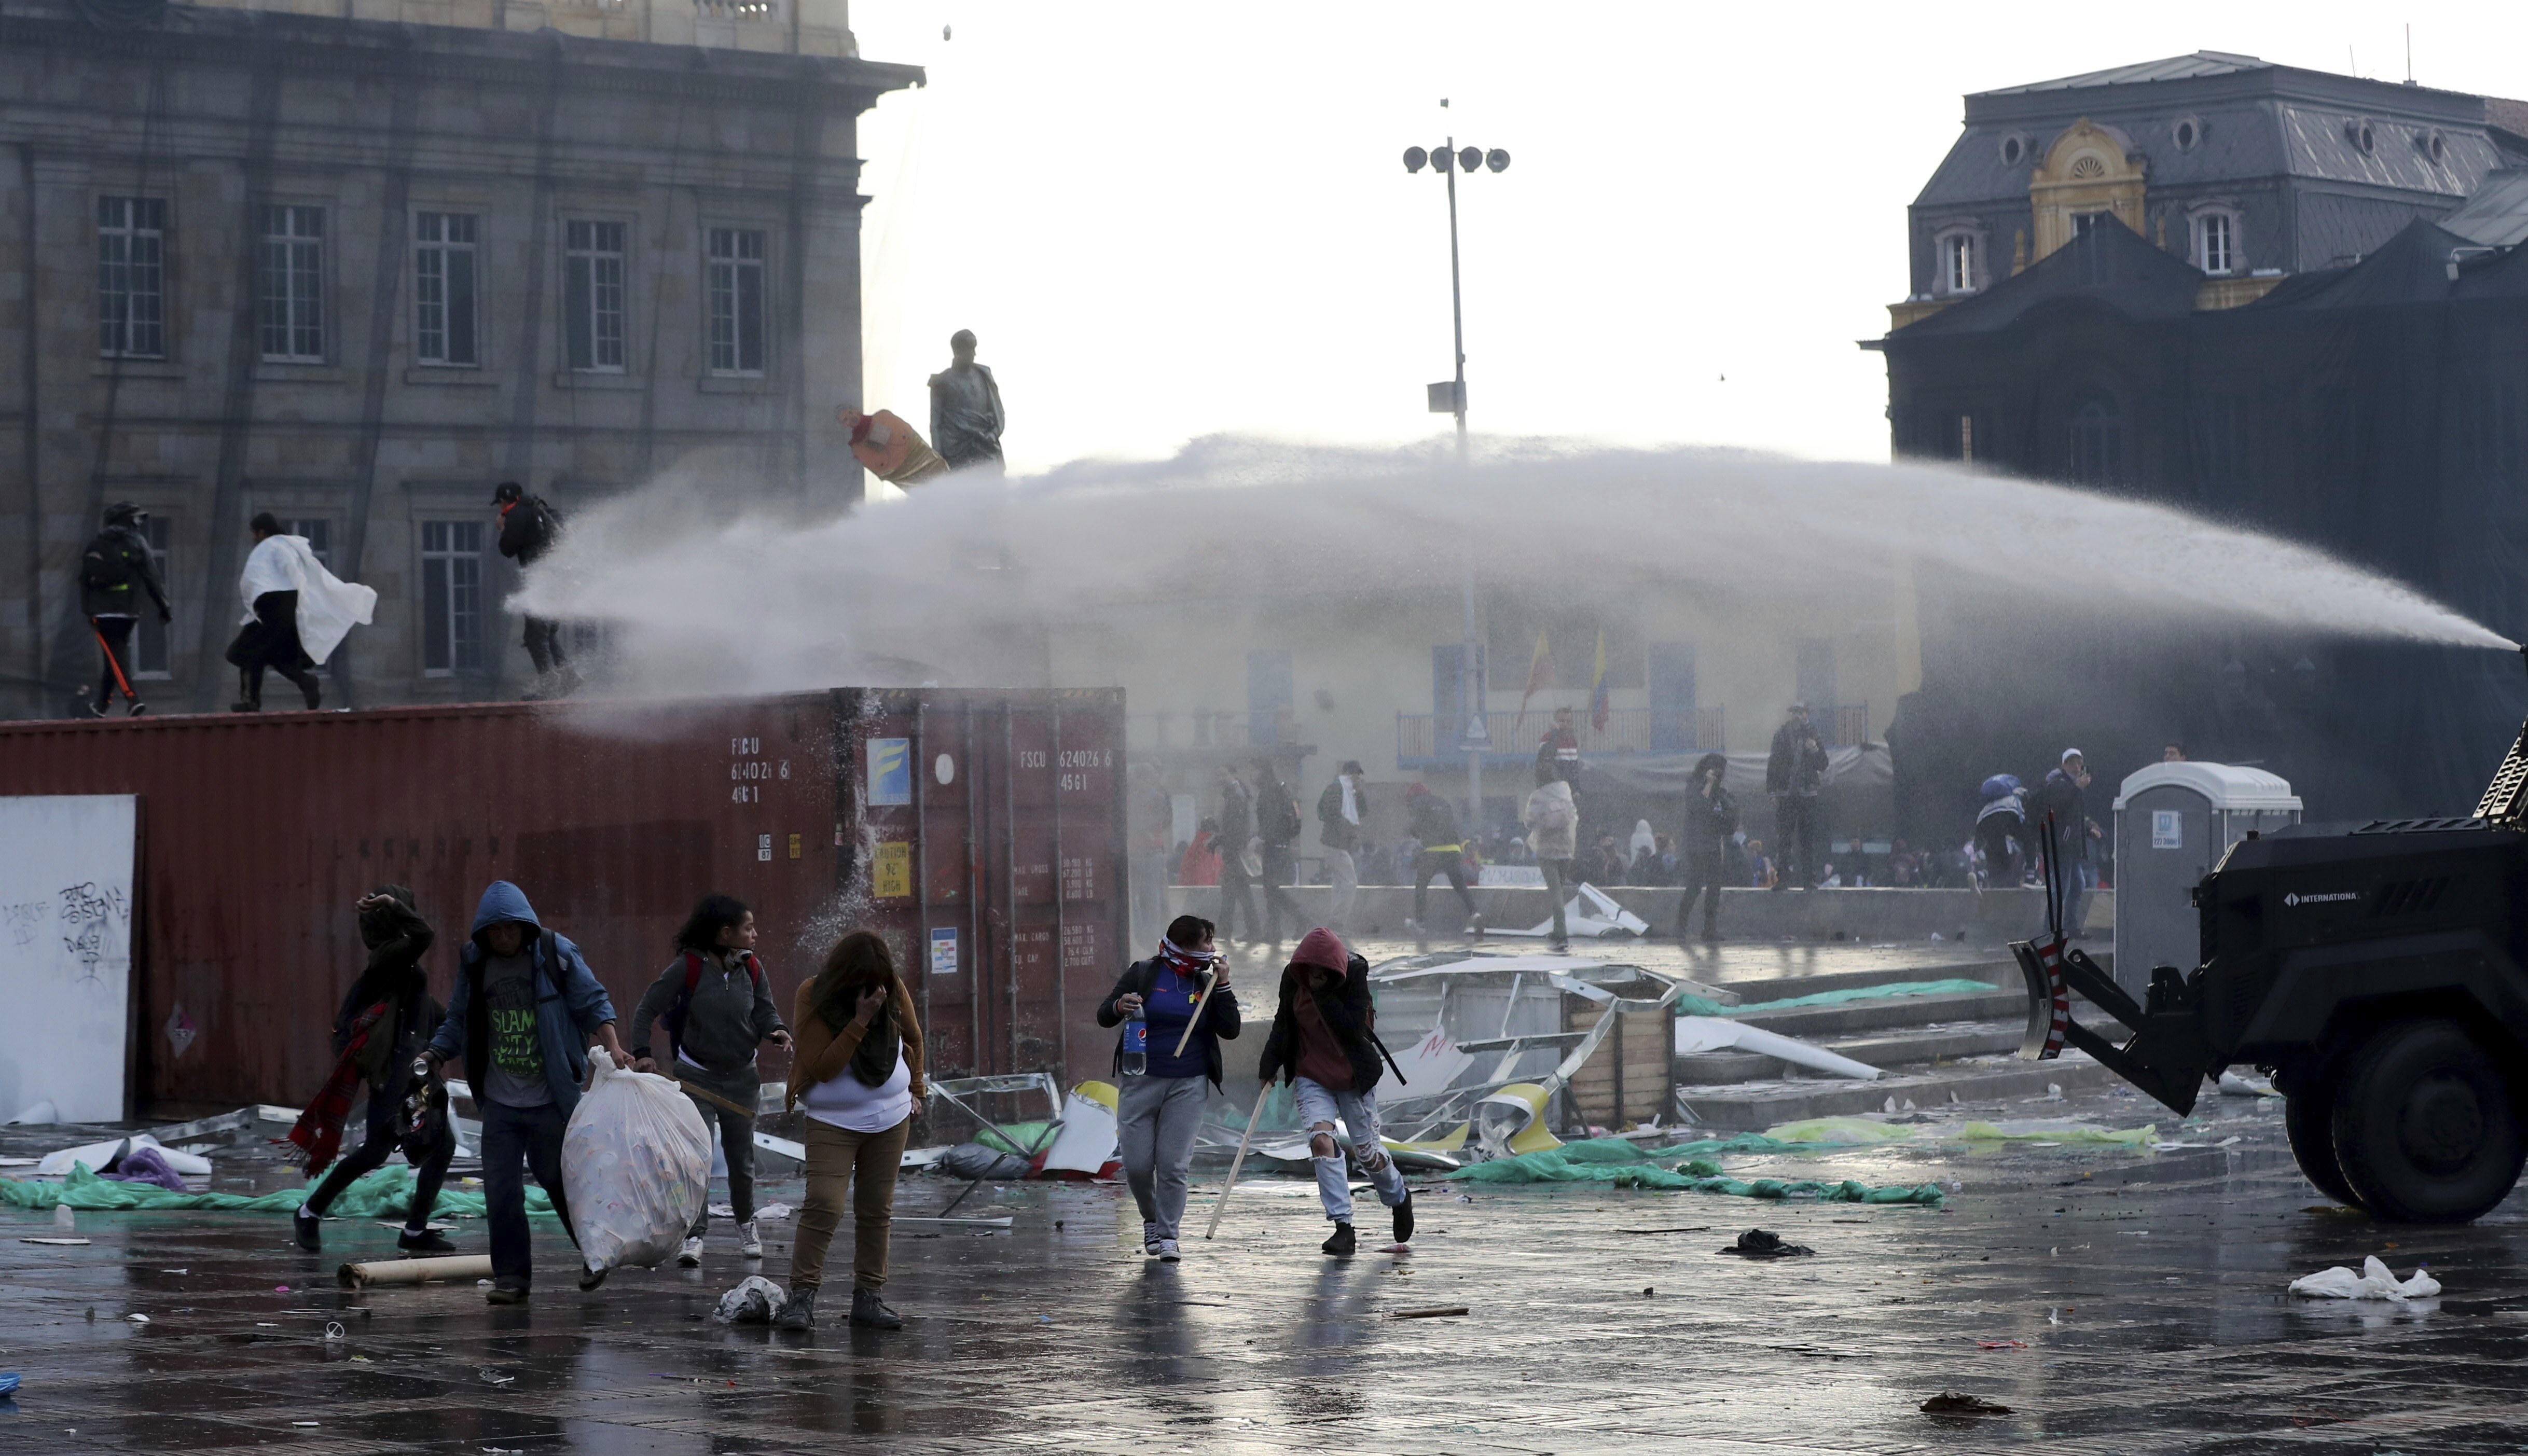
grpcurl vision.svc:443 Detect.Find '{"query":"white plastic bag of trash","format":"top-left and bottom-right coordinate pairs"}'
top-left (2288, 1255), bottom-right (2440, 1301)
top-left (714, 1275), bottom-right (789, 1324)
top-left (561, 1061), bottom-right (711, 1274)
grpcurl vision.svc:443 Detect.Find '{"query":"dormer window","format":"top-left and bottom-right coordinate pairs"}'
top-left (1935, 228), bottom-right (1983, 295)
top-left (2191, 207), bottom-right (2243, 275)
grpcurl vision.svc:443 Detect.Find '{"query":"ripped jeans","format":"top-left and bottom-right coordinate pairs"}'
top-left (1291, 1076), bottom-right (1409, 1225)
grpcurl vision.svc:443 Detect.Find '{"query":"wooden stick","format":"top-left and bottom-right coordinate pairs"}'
top-left (1386, 1306), bottom-right (1470, 1319)
top-left (669, 1077), bottom-right (756, 1120)
top-left (1171, 965), bottom-right (1222, 1058)
top-left (1202, 1094), bottom-right (1269, 1240)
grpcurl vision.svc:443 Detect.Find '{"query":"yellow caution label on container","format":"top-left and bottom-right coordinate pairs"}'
top-left (874, 840), bottom-right (911, 898)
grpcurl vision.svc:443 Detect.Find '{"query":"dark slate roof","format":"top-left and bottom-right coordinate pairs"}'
top-left (2255, 218), bottom-right (2471, 307)
top-left (2441, 170), bottom-right (2528, 247)
top-left (1886, 218), bottom-right (2204, 341)
top-left (1974, 51), bottom-right (2269, 95)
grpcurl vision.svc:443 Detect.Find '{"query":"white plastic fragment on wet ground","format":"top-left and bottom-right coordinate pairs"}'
top-left (706, 1202), bottom-right (793, 1221)
top-left (2289, 1255), bottom-right (2440, 1300)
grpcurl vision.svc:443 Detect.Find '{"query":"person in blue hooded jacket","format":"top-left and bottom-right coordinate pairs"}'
top-left (419, 880), bottom-right (630, 1304)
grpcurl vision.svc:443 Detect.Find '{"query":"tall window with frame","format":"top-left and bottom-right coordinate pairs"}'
top-left (564, 219), bottom-right (627, 372)
top-left (420, 519), bottom-right (484, 675)
top-left (98, 197), bottom-right (167, 359)
top-left (277, 518), bottom-right (331, 568)
top-left (259, 204), bottom-right (325, 362)
top-left (2195, 212), bottom-right (2236, 275)
top-left (414, 212), bottom-right (479, 367)
top-left (706, 227), bottom-right (768, 376)
top-left (1940, 232), bottom-right (1978, 295)
top-left (133, 515), bottom-right (174, 678)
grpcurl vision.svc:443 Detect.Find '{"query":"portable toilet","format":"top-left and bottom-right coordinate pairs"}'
top-left (2112, 762), bottom-right (2302, 996)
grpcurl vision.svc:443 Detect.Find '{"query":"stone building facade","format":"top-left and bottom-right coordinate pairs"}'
top-left (0, 0), bottom-right (917, 715)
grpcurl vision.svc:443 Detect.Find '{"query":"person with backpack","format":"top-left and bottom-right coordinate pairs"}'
top-left (1252, 759), bottom-right (1307, 956)
top-left (1095, 913), bottom-right (1240, 1261)
top-left (630, 893), bottom-right (792, 1267)
top-left (1315, 761), bottom-right (1367, 936)
top-left (493, 481), bottom-right (578, 699)
top-left (77, 501), bottom-right (170, 718)
top-left (290, 885), bottom-right (456, 1255)
top-left (1521, 768), bottom-right (1580, 952)
top-left (1255, 928), bottom-right (1412, 1257)
top-left (1402, 782), bottom-right (1483, 941)
top-left (1677, 752), bottom-right (1738, 943)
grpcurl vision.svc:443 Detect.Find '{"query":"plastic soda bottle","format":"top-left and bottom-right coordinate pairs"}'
top-left (1121, 1018), bottom-right (1148, 1076)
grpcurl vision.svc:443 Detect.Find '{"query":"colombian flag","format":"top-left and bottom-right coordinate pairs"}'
top-left (1589, 628), bottom-right (1610, 731)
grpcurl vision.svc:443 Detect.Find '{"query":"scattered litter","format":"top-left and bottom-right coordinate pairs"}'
top-left (1763, 1117), bottom-right (1913, 1144)
top-left (52, 1205), bottom-right (72, 1230)
top-left (159, 1268), bottom-right (185, 1274)
top-left (122, 1313), bottom-right (147, 1324)
top-left (255, 1322), bottom-right (279, 1328)
top-left (713, 1275), bottom-right (788, 1324)
top-left (2043, 1084), bottom-right (2064, 1102)
top-left (1386, 1306), bottom-right (1469, 1319)
top-left (1674, 1016), bottom-right (1880, 1080)
top-left (1673, 978), bottom-right (2000, 1018)
top-left (2152, 1135), bottom-right (2244, 1150)
top-left (0, 1374), bottom-right (17, 1396)
top-left (292, 1421), bottom-right (319, 1427)
top-left (1955, 1121), bottom-right (2156, 1146)
top-left (1448, 1140), bottom-right (1941, 1203)
top-left (324, 1322), bottom-right (346, 1341)
top-left (1921, 1393), bottom-right (2012, 1416)
top-left (1717, 1229), bottom-right (1813, 1258)
top-left (477, 1367), bottom-right (516, 1386)
top-left (1618, 1226), bottom-right (1712, 1235)
top-left (20, 1237), bottom-right (88, 1246)
top-left (376, 1222), bottom-right (452, 1233)
top-left (707, 1202), bottom-right (793, 1222)
top-left (2289, 1256), bottom-right (2441, 1301)
top-left (1377, 1242), bottom-right (1413, 1255)
top-left (895, 1216), bottom-right (1014, 1230)
top-left (2217, 1070), bottom-right (2280, 1097)
top-left (273, 1285), bottom-right (290, 1293)
top-left (1974, 1338), bottom-right (2026, 1349)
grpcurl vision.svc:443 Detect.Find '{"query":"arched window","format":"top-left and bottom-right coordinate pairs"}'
top-left (2067, 394), bottom-right (2124, 486)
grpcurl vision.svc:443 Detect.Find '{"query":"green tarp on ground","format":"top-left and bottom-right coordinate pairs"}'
top-left (0, 1162), bottom-right (557, 1218)
top-left (1675, 978), bottom-right (2002, 1018)
top-left (1445, 1138), bottom-right (1944, 1204)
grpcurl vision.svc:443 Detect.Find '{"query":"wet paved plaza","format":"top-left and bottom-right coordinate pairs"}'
top-left (5, 1078), bottom-right (2527, 1454)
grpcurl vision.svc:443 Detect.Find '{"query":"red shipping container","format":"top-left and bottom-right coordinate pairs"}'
top-left (0, 688), bottom-right (1127, 1115)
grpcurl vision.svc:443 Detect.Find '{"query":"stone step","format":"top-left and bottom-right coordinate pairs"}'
top-left (1669, 1053), bottom-right (2132, 1131)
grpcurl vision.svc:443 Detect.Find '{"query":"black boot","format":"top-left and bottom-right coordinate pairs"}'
top-left (397, 1226), bottom-right (455, 1254)
top-left (849, 1287), bottom-right (903, 1329)
top-left (1391, 1191), bottom-right (1415, 1246)
top-left (777, 1286), bottom-right (818, 1331)
top-left (1321, 1222), bottom-right (1357, 1256)
top-left (292, 1206), bottom-right (322, 1252)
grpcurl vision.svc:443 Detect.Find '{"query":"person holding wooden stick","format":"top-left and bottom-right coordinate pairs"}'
top-left (1256, 928), bottom-right (1412, 1257)
top-left (630, 894), bottom-right (791, 1268)
top-left (1096, 914), bottom-right (1240, 1263)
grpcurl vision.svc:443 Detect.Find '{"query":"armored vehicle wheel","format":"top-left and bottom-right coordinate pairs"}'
top-left (2331, 1018), bottom-right (2525, 1224)
top-left (2282, 1080), bottom-right (2362, 1209)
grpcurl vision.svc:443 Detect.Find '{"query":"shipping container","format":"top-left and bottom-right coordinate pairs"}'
top-left (0, 688), bottom-right (1127, 1115)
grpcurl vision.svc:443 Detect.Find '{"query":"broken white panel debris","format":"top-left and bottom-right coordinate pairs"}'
top-left (2288, 1256), bottom-right (2441, 1300)
top-left (37, 1133), bottom-right (213, 1178)
top-left (1495, 883), bottom-right (1652, 939)
top-left (1673, 1016), bottom-right (1881, 1080)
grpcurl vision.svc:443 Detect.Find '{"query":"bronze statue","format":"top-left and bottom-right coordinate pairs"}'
top-left (927, 329), bottom-right (1006, 470)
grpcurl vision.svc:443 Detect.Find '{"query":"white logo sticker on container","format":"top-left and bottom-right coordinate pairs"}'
top-left (2151, 810), bottom-right (2182, 849)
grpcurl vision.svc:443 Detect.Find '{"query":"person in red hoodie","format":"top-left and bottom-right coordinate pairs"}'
top-left (1255, 928), bottom-right (1412, 1256)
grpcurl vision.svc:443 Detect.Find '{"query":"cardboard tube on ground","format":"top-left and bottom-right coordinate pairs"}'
top-left (337, 1254), bottom-right (495, 1288)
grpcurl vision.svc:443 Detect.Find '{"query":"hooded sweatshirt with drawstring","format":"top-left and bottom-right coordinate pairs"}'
top-left (427, 881), bottom-right (617, 1115)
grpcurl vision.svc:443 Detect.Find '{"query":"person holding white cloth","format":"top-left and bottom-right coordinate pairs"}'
top-left (227, 511), bottom-right (376, 711)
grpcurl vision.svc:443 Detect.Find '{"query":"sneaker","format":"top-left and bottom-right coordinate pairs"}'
top-left (578, 1265), bottom-right (608, 1292)
top-left (1157, 1239), bottom-right (1181, 1263)
top-left (1463, 914), bottom-right (1486, 937)
top-left (776, 1286), bottom-right (818, 1331)
top-left (486, 1284), bottom-right (529, 1305)
top-left (230, 700), bottom-right (258, 714)
top-left (677, 1236), bottom-right (703, 1267)
top-left (738, 1221), bottom-right (763, 1258)
top-left (126, 701), bottom-right (148, 717)
top-left (1321, 1222), bottom-right (1357, 1257)
top-left (1391, 1191), bottom-right (1416, 1245)
top-left (299, 680), bottom-right (322, 711)
top-left (848, 1287), bottom-right (904, 1329)
top-left (1403, 918), bottom-right (1424, 936)
top-left (1548, 938), bottom-right (1570, 954)
top-left (292, 1207), bottom-right (322, 1252)
top-left (396, 1227), bottom-right (455, 1254)
top-left (1141, 1222), bottom-right (1162, 1257)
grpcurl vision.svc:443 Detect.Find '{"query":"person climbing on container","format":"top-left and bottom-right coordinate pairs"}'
top-left (1097, 914), bottom-right (1240, 1261)
top-left (291, 885), bottom-right (456, 1255)
top-left (1675, 752), bottom-right (1738, 944)
top-left (227, 512), bottom-right (375, 713)
top-left (76, 501), bottom-right (169, 718)
top-left (1402, 782), bottom-right (1482, 942)
top-left (1252, 758), bottom-right (1308, 956)
top-left (493, 481), bottom-right (579, 700)
top-left (1255, 928), bottom-right (1411, 1257)
top-left (779, 929), bottom-right (925, 1332)
top-left (418, 880), bottom-right (630, 1304)
top-left (630, 893), bottom-right (792, 1268)
top-left (1521, 766), bottom-right (1579, 953)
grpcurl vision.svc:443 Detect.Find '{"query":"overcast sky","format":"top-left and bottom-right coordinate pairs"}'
top-left (849, 4), bottom-right (2528, 474)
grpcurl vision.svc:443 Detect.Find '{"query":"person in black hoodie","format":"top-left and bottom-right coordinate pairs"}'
top-left (1676, 752), bottom-right (1738, 943)
top-left (1255, 928), bottom-right (1411, 1257)
top-left (1094, 914), bottom-right (1239, 1261)
top-left (77, 501), bottom-right (170, 718)
top-left (292, 886), bottom-right (457, 1254)
top-left (493, 481), bottom-right (578, 699)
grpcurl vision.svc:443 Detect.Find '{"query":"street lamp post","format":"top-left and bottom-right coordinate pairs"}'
top-left (1404, 138), bottom-right (1510, 854)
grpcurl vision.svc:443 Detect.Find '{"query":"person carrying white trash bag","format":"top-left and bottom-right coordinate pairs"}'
top-left (226, 511), bottom-right (375, 712)
top-left (563, 1059), bottom-right (714, 1288)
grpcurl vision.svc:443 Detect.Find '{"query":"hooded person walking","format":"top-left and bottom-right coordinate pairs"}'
top-left (419, 881), bottom-right (629, 1303)
top-left (290, 885), bottom-right (455, 1254)
top-left (780, 930), bottom-right (926, 1332)
top-left (630, 894), bottom-right (791, 1267)
top-left (1096, 914), bottom-right (1239, 1260)
top-left (1255, 928), bottom-right (1412, 1256)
